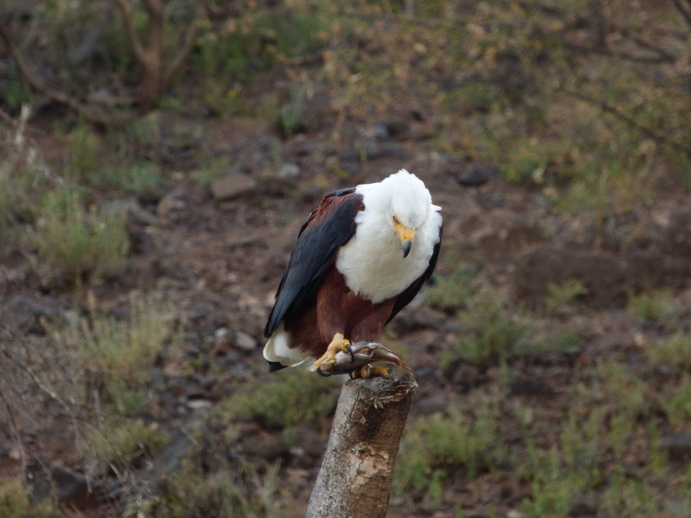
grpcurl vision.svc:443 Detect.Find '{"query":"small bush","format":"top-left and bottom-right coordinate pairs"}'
top-left (0, 477), bottom-right (57, 517)
top-left (161, 459), bottom-right (280, 518)
top-left (79, 292), bottom-right (174, 388)
top-left (425, 264), bottom-right (476, 313)
top-left (662, 373), bottom-right (691, 429)
top-left (395, 403), bottom-right (505, 500)
top-left (280, 84), bottom-right (306, 137)
top-left (81, 418), bottom-right (170, 466)
top-left (544, 279), bottom-right (588, 313)
top-left (225, 369), bottom-right (339, 429)
top-left (442, 293), bottom-right (533, 367)
top-left (628, 290), bottom-right (681, 327)
top-left (647, 332), bottom-right (691, 369)
top-left (30, 186), bottom-right (129, 282)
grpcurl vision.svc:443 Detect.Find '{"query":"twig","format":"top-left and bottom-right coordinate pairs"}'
top-left (561, 88), bottom-right (691, 161)
top-left (671, 0), bottom-right (691, 29)
top-left (164, 3), bottom-right (205, 87)
top-left (306, 374), bottom-right (417, 518)
top-left (0, 19), bottom-right (129, 126)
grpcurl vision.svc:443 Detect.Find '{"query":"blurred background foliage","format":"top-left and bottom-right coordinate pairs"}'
top-left (0, 0), bottom-right (690, 517)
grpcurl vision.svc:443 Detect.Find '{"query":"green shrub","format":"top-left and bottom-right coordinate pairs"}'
top-left (161, 459), bottom-right (280, 518)
top-left (628, 290), bottom-right (681, 327)
top-left (0, 477), bottom-right (57, 518)
top-left (81, 418), bottom-right (170, 466)
top-left (647, 332), bottom-right (691, 369)
top-left (442, 293), bottom-right (533, 367)
top-left (395, 403), bottom-right (505, 500)
top-left (544, 279), bottom-right (588, 313)
top-left (30, 186), bottom-right (129, 282)
top-left (224, 369), bottom-right (339, 429)
top-left (425, 264), bottom-right (476, 312)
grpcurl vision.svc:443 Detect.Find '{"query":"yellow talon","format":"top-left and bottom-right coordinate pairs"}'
top-left (351, 364), bottom-right (394, 380)
top-left (313, 333), bottom-right (351, 370)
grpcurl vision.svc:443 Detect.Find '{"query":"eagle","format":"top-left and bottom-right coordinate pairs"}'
top-left (263, 169), bottom-right (443, 378)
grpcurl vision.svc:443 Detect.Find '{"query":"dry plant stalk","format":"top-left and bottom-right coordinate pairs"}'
top-left (307, 373), bottom-right (417, 518)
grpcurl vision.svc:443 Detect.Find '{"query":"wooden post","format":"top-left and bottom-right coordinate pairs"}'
top-left (306, 373), bottom-right (418, 518)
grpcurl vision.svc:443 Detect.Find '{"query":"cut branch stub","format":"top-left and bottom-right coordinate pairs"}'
top-left (307, 373), bottom-right (418, 518)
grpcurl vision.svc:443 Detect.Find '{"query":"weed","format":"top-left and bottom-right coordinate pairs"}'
top-left (101, 161), bottom-right (164, 195)
top-left (646, 332), bottom-right (691, 369)
top-left (30, 186), bottom-right (129, 282)
top-left (424, 264), bottom-right (476, 313)
top-left (0, 106), bottom-right (50, 234)
top-left (78, 292), bottom-right (174, 388)
top-left (0, 477), bottom-right (56, 517)
top-left (203, 82), bottom-right (246, 118)
top-left (544, 279), bottom-right (588, 313)
top-left (81, 417), bottom-right (170, 467)
top-left (442, 293), bottom-right (533, 367)
top-left (191, 8), bottom-right (328, 80)
top-left (394, 402), bottom-right (505, 499)
top-left (66, 123), bottom-right (101, 183)
top-left (47, 291), bottom-right (175, 419)
top-left (223, 369), bottom-right (340, 429)
top-left (193, 157), bottom-right (231, 187)
top-left (628, 290), bottom-right (681, 327)
top-left (280, 84), bottom-right (307, 137)
top-left (662, 373), bottom-right (691, 429)
top-left (161, 459), bottom-right (281, 518)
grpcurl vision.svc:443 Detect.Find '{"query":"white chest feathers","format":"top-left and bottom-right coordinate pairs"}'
top-left (335, 189), bottom-right (442, 304)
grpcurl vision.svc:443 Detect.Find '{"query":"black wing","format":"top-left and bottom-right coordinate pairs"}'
top-left (264, 188), bottom-right (364, 337)
top-left (386, 220), bottom-right (443, 325)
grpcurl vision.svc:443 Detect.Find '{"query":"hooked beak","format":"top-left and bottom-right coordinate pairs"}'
top-left (393, 218), bottom-right (416, 258)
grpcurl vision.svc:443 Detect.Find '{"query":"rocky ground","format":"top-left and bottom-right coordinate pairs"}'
top-left (1, 2), bottom-right (690, 516)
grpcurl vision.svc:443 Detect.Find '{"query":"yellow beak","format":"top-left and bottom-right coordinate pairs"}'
top-left (393, 219), bottom-right (416, 258)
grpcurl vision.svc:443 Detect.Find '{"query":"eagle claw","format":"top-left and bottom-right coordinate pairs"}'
top-left (316, 341), bottom-right (412, 378)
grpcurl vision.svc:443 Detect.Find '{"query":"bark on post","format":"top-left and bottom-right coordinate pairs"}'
top-left (307, 373), bottom-right (418, 518)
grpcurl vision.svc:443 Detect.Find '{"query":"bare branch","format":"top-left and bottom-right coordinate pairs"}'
top-left (0, 19), bottom-right (122, 125)
top-left (671, 0), bottom-right (691, 29)
top-left (165, 3), bottom-right (205, 86)
top-left (561, 88), bottom-right (691, 161)
top-left (114, 0), bottom-right (147, 64)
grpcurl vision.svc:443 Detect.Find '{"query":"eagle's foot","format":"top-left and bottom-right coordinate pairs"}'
top-left (313, 333), bottom-right (351, 374)
top-left (315, 340), bottom-right (413, 377)
top-left (351, 364), bottom-right (395, 380)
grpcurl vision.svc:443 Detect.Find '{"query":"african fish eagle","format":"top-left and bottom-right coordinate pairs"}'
top-left (263, 169), bottom-right (443, 378)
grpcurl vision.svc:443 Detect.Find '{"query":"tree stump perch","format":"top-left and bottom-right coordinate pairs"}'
top-left (306, 373), bottom-right (418, 518)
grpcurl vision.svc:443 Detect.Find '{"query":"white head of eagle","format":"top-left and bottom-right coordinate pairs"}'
top-left (263, 169), bottom-right (443, 375)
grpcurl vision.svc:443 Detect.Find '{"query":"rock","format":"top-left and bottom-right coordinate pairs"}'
top-left (658, 433), bottom-right (691, 461)
top-left (277, 162), bottom-right (301, 179)
top-left (415, 394), bottom-right (448, 415)
top-left (210, 173), bottom-right (257, 201)
top-left (233, 329), bottom-right (257, 351)
top-left (25, 458), bottom-right (106, 509)
top-left (213, 327), bottom-right (231, 355)
top-left (508, 374), bottom-right (554, 396)
top-left (2, 296), bottom-right (61, 333)
top-left (454, 165), bottom-right (498, 187)
top-left (149, 431), bottom-right (195, 481)
top-left (660, 205), bottom-right (691, 258)
top-left (102, 197), bottom-right (159, 226)
top-left (156, 191), bottom-right (186, 217)
top-left (444, 361), bottom-right (482, 391)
